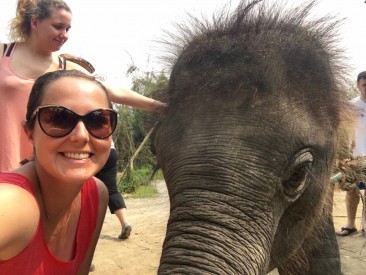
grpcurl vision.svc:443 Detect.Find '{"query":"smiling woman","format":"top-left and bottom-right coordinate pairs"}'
top-left (0, 2), bottom-right (166, 271)
top-left (0, 70), bottom-right (114, 274)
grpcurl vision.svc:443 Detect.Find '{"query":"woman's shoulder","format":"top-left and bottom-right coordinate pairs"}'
top-left (82, 177), bottom-right (108, 208)
top-left (0, 42), bottom-right (16, 58)
top-left (0, 43), bottom-right (5, 60)
top-left (0, 179), bottom-right (37, 210)
top-left (92, 177), bottom-right (108, 203)
top-left (0, 180), bottom-right (39, 260)
top-left (0, 171), bottom-right (39, 220)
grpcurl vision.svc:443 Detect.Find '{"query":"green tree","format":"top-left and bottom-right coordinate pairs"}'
top-left (113, 65), bottom-right (168, 191)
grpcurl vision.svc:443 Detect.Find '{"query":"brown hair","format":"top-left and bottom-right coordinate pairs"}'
top-left (8, 0), bottom-right (71, 42)
top-left (25, 70), bottom-right (112, 129)
top-left (357, 71), bottom-right (366, 82)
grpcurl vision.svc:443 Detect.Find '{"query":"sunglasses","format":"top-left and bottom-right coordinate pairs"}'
top-left (30, 105), bottom-right (118, 139)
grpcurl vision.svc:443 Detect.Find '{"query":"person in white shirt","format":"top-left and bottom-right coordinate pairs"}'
top-left (337, 71), bottom-right (366, 236)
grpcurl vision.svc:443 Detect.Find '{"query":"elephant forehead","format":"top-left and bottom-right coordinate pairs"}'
top-left (161, 96), bottom-right (331, 149)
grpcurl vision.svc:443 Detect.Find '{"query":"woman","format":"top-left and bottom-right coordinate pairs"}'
top-left (0, 0), bottom-right (164, 240)
top-left (0, 70), bottom-right (115, 274)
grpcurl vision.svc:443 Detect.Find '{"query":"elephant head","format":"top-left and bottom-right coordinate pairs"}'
top-left (155, 0), bottom-right (353, 274)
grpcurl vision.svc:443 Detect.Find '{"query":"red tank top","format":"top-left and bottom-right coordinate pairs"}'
top-left (0, 173), bottom-right (99, 274)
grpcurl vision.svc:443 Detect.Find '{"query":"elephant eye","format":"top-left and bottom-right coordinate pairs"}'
top-left (282, 149), bottom-right (313, 200)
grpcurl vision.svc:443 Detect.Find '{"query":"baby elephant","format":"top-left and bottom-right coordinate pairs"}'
top-left (155, 0), bottom-right (353, 274)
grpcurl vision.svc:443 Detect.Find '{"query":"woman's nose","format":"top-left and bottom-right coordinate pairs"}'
top-left (60, 29), bottom-right (69, 39)
top-left (69, 120), bottom-right (90, 142)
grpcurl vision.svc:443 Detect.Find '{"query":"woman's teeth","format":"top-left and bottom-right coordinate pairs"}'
top-left (64, 152), bottom-right (90, 160)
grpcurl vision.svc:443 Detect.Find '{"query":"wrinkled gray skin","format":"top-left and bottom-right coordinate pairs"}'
top-left (155, 1), bottom-right (351, 274)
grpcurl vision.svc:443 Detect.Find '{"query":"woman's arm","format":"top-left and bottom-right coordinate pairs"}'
top-left (64, 59), bottom-right (166, 113)
top-left (105, 84), bottom-right (166, 113)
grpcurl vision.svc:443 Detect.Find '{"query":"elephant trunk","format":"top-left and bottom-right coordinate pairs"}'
top-left (158, 182), bottom-right (275, 275)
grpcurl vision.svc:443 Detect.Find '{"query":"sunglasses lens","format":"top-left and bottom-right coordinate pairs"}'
top-left (85, 110), bottom-right (117, 138)
top-left (38, 107), bottom-right (76, 137)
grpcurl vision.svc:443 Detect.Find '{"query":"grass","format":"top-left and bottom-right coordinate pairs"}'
top-left (151, 169), bottom-right (164, 181)
top-left (131, 185), bottom-right (158, 198)
top-left (117, 168), bottom-right (164, 198)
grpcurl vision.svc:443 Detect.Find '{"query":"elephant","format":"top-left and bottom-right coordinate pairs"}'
top-left (154, 0), bottom-right (355, 274)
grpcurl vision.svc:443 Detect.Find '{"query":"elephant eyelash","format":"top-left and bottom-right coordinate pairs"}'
top-left (282, 149), bottom-right (313, 199)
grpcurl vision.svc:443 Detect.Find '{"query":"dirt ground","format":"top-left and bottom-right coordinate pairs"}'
top-left (91, 181), bottom-right (366, 275)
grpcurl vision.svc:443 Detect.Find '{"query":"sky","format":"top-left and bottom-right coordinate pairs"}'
top-left (1, 0), bottom-right (365, 87)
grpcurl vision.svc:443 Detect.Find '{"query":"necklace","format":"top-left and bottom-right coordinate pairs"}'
top-left (45, 209), bottom-right (72, 229)
top-left (37, 176), bottom-right (72, 232)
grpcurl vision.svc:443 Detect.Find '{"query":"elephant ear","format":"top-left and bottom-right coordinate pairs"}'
top-left (59, 54), bottom-right (95, 73)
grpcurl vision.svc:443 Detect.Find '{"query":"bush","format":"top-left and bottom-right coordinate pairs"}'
top-left (117, 167), bottom-right (153, 193)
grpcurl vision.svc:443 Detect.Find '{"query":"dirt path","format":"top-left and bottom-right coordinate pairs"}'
top-left (92, 180), bottom-right (169, 275)
top-left (91, 181), bottom-right (366, 275)
top-left (333, 189), bottom-right (366, 275)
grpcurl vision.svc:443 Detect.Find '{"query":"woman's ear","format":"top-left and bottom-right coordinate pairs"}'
top-left (30, 16), bottom-right (39, 31)
top-left (23, 122), bottom-right (34, 145)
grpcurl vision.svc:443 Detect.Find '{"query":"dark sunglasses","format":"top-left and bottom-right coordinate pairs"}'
top-left (29, 105), bottom-right (118, 139)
